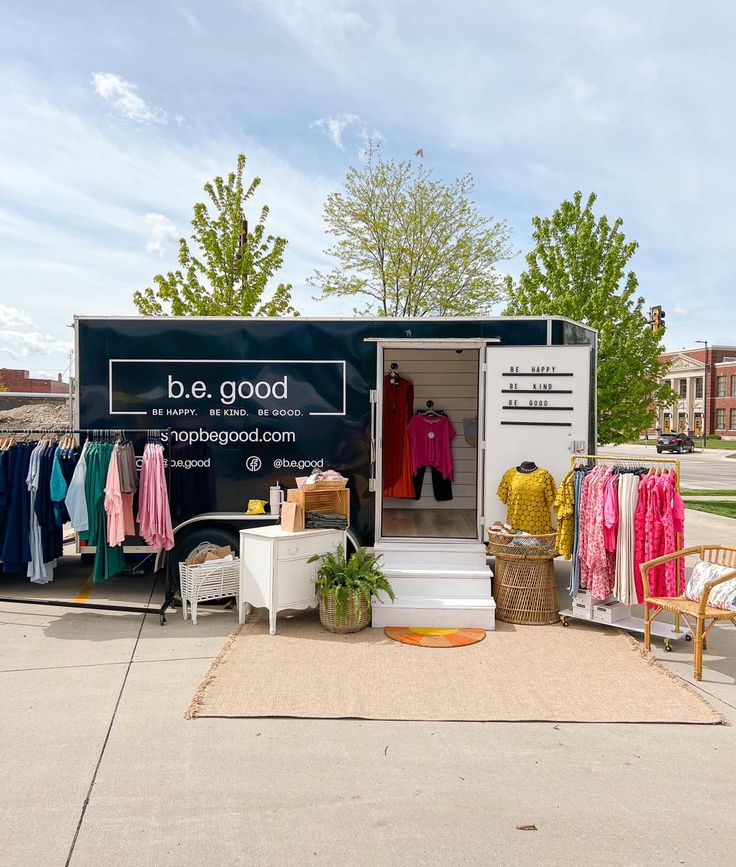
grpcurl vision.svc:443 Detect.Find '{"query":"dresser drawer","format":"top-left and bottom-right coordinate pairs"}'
top-left (276, 532), bottom-right (343, 562)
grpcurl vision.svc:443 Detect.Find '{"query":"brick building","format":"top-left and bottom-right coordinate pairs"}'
top-left (0, 368), bottom-right (68, 395)
top-left (648, 346), bottom-right (736, 440)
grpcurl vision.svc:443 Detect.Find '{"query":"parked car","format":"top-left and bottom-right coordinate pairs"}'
top-left (657, 432), bottom-right (696, 454)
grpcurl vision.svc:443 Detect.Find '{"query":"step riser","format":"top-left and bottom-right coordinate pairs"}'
top-left (378, 553), bottom-right (487, 568)
top-left (380, 577), bottom-right (492, 598)
top-left (373, 545), bottom-right (487, 569)
top-left (372, 606), bottom-right (496, 630)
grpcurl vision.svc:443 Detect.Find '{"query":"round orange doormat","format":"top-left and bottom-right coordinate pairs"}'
top-left (384, 626), bottom-right (486, 648)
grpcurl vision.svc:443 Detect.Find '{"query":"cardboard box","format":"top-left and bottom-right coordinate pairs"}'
top-left (592, 601), bottom-right (631, 624)
top-left (572, 589), bottom-right (609, 611)
top-left (571, 600), bottom-right (592, 620)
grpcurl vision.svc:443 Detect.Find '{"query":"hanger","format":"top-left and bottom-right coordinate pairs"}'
top-left (389, 362), bottom-right (400, 384)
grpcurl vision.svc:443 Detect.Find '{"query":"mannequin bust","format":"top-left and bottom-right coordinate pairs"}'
top-left (516, 461), bottom-right (538, 473)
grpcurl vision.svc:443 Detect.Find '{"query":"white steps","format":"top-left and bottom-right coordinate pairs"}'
top-left (371, 546), bottom-right (496, 629)
top-left (381, 568), bottom-right (492, 598)
top-left (372, 595), bottom-right (496, 630)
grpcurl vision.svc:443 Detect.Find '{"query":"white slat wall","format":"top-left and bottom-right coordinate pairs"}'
top-left (383, 349), bottom-right (479, 511)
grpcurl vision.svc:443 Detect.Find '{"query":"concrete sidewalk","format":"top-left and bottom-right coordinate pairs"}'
top-left (1, 512), bottom-right (735, 866)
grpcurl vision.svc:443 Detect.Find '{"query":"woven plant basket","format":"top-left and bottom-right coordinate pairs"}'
top-left (319, 590), bottom-right (371, 633)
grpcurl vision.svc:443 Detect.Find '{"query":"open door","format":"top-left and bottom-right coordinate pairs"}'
top-left (369, 338), bottom-right (493, 544)
top-left (483, 344), bottom-right (592, 528)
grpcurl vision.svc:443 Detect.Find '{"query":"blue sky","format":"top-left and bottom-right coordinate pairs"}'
top-left (1, 0), bottom-right (734, 379)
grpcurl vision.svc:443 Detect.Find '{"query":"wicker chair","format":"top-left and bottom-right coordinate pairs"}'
top-left (640, 545), bottom-right (736, 680)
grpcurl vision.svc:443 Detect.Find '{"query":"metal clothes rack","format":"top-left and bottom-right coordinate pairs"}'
top-left (560, 452), bottom-right (687, 649)
top-left (0, 428), bottom-right (174, 625)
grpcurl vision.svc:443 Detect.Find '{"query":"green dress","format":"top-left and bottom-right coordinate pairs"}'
top-left (85, 443), bottom-right (126, 583)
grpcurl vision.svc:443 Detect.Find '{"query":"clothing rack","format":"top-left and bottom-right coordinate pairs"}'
top-left (570, 453), bottom-right (681, 489)
top-left (561, 452), bottom-right (687, 648)
top-left (0, 427), bottom-right (174, 625)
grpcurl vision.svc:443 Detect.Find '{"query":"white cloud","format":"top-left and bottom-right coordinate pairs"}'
top-left (260, 0), bottom-right (369, 64)
top-left (91, 72), bottom-right (168, 124)
top-left (144, 212), bottom-right (178, 256)
top-left (0, 305), bottom-right (33, 327)
top-left (673, 304), bottom-right (691, 317)
top-left (0, 307), bottom-right (71, 359)
top-left (311, 113), bottom-right (359, 149)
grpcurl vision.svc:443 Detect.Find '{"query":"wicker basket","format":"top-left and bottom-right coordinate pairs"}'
top-left (319, 590), bottom-right (371, 633)
top-left (487, 529), bottom-right (558, 557)
top-left (179, 542), bottom-right (240, 626)
top-left (493, 553), bottom-right (560, 625)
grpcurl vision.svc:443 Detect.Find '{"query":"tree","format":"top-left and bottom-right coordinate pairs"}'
top-left (504, 192), bottom-right (675, 444)
top-left (134, 154), bottom-right (297, 316)
top-left (311, 142), bottom-right (513, 316)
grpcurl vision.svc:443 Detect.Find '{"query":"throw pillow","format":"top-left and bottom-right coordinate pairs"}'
top-left (684, 559), bottom-right (736, 610)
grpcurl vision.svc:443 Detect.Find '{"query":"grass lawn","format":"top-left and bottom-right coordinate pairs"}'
top-left (685, 500), bottom-right (736, 519)
top-left (681, 489), bottom-right (736, 496)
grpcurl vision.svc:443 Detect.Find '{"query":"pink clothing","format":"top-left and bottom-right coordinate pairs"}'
top-left (407, 414), bottom-right (456, 480)
top-left (104, 447), bottom-right (126, 547)
top-left (137, 443), bottom-right (174, 551)
top-left (662, 473), bottom-right (685, 596)
top-left (632, 476), bottom-right (649, 603)
top-left (602, 474), bottom-right (619, 552)
top-left (579, 466), bottom-right (615, 599)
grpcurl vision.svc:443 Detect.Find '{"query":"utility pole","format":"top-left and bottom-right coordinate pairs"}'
top-left (695, 339), bottom-right (708, 450)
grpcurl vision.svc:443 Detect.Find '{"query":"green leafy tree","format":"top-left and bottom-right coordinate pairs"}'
top-left (134, 154), bottom-right (297, 316)
top-left (504, 191), bottom-right (675, 444)
top-left (311, 142), bottom-right (513, 315)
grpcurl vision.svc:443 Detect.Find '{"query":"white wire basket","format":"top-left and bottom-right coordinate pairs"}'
top-left (179, 542), bottom-right (240, 625)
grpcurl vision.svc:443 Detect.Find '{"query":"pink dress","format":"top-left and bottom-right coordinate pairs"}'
top-left (577, 471), bottom-right (595, 590)
top-left (632, 476), bottom-right (649, 602)
top-left (644, 475), bottom-right (668, 595)
top-left (137, 443), bottom-right (174, 551)
top-left (662, 473), bottom-right (685, 596)
top-left (580, 467), bottom-right (615, 600)
top-left (104, 448), bottom-right (126, 547)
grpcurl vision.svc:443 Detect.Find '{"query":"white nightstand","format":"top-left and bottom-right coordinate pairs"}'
top-left (238, 526), bottom-right (346, 634)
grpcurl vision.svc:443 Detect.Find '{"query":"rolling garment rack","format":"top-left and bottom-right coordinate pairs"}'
top-left (559, 452), bottom-right (688, 650)
top-left (0, 427), bottom-right (174, 625)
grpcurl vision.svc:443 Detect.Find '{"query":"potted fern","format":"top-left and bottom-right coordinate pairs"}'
top-left (309, 545), bottom-right (395, 633)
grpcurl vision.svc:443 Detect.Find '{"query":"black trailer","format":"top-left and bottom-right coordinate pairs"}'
top-left (75, 315), bottom-right (596, 567)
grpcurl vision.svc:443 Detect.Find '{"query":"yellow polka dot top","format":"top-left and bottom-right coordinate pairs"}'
top-left (497, 466), bottom-right (556, 534)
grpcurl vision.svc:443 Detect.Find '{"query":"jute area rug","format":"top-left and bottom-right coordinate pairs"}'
top-left (185, 609), bottom-right (721, 724)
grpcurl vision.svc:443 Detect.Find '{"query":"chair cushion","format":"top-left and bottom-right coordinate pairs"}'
top-left (684, 560), bottom-right (736, 610)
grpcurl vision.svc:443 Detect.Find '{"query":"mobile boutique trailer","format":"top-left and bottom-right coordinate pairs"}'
top-left (75, 316), bottom-right (596, 628)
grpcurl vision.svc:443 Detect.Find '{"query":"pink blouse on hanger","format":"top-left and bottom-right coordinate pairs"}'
top-left (407, 414), bottom-right (456, 479)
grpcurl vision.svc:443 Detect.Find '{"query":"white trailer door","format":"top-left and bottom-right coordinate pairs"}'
top-left (483, 344), bottom-right (592, 528)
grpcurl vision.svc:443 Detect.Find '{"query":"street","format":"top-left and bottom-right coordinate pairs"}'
top-left (601, 443), bottom-right (736, 489)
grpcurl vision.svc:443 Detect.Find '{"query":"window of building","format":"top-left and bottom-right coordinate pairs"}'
top-left (678, 378), bottom-right (687, 397)
top-left (695, 377), bottom-right (703, 399)
top-left (731, 374), bottom-right (736, 397)
top-left (716, 375), bottom-right (727, 397)
top-left (716, 409), bottom-right (726, 430)
top-left (730, 409), bottom-right (736, 431)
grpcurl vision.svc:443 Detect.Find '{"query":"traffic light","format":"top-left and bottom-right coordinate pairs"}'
top-left (650, 305), bottom-right (665, 333)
